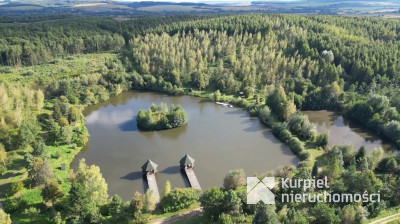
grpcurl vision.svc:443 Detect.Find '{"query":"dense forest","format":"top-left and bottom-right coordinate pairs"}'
top-left (0, 14), bottom-right (400, 224)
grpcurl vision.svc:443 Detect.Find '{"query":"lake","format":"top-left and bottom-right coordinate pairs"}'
top-left (304, 110), bottom-right (394, 152)
top-left (71, 91), bottom-right (299, 200)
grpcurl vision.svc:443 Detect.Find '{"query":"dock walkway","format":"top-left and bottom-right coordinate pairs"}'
top-left (146, 173), bottom-right (160, 202)
top-left (184, 168), bottom-right (201, 190)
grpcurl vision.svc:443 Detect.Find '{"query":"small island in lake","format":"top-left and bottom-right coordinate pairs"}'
top-left (136, 103), bottom-right (188, 130)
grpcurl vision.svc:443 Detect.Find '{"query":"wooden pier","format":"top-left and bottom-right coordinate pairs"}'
top-left (179, 154), bottom-right (201, 190)
top-left (142, 159), bottom-right (160, 203)
top-left (146, 173), bottom-right (160, 203)
top-left (184, 168), bottom-right (201, 190)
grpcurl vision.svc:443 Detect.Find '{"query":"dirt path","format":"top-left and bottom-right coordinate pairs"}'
top-left (368, 213), bottom-right (400, 224)
top-left (150, 208), bottom-right (203, 224)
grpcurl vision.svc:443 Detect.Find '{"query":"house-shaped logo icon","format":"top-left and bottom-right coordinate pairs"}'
top-left (246, 177), bottom-right (275, 204)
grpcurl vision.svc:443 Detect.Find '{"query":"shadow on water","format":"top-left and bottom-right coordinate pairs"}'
top-left (118, 116), bottom-right (139, 132)
top-left (160, 166), bottom-right (181, 174)
top-left (242, 118), bottom-right (262, 132)
top-left (121, 171), bottom-right (143, 181)
top-left (157, 125), bottom-right (188, 140)
top-left (198, 98), bottom-right (213, 104)
top-left (224, 109), bottom-right (247, 117)
top-left (121, 172), bottom-right (149, 194)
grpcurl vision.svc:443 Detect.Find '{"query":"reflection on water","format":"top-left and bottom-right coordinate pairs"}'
top-left (72, 91), bottom-right (299, 200)
top-left (304, 110), bottom-right (394, 152)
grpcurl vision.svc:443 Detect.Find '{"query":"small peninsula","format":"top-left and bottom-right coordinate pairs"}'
top-left (136, 103), bottom-right (188, 130)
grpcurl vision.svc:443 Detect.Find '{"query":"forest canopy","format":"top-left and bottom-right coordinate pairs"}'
top-left (1, 14), bottom-right (400, 224)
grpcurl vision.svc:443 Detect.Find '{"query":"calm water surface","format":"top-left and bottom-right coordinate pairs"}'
top-left (304, 110), bottom-right (394, 152)
top-left (72, 91), bottom-right (299, 200)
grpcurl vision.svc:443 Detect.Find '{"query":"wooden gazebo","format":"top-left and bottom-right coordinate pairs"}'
top-left (141, 159), bottom-right (158, 175)
top-left (179, 154), bottom-right (195, 169)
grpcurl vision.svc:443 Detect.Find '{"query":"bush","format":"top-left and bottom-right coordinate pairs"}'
top-left (280, 129), bottom-right (292, 143)
top-left (10, 181), bottom-right (24, 195)
top-left (3, 196), bottom-right (27, 213)
top-left (287, 114), bottom-right (307, 134)
top-left (384, 121), bottom-right (400, 147)
top-left (259, 106), bottom-right (273, 127)
top-left (315, 133), bottom-right (329, 148)
top-left (300, 122), bottom-right (317, 141)
top-left (161, 188), bottom-right (201, 212)
top-left (248, 105), bottom-right (262, 117)
top-left (299, 151), bottom-right (311, 161)
top-left (231, 97), bottom-right (252, 108)
top-left (376, 157), bottom-right (398, 173)
top-left (218, 213), bottom-right (234, 224)
top-left (223, 169), bottom-right (246, 190)
top-left (289, 137), bottom-right (304, 154)
top-left (22, 207), bottom-right (40, 216)
top-left (52, 151), bottom-right (61, 159)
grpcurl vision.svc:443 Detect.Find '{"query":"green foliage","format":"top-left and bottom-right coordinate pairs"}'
top-left (266, 86), bottom-right (288, 121)
top-left (162, 180), bottom-right (171, 198)
top-left (22, 207), bottom-right (40, 216)
top-left (143, 189), bottom-right (157, 212)
top-left (223, 169), bottom-right (246, 190)
top-left (253, 203), bottom-right (280, 224)
top-left (161, 188), bottom-right (201, 212)
top-left (18, 119), bottom-right (41, 149)
top-left (3, 196), bottom-right (28, 213)
top-left (213, 90), bottom-right (222, 102)
top-left (315, 132), bottom-right (329, 148)
top-left (384, 121), bottom-right (400, 147)
top-left (310, 203), bottom-right (341, 224)
top-left (68, 158), bottom-right (108, 222)
top-left (218, 213), bottom-right (233, 224)
top-left (109, 195), bottom-right (125, 216)
top-left (137, 103), bottom-right (188, 130)
top-left (272, 123), bottom-right (291, 143)
top-left (41, 182), bottom-right (64, 204)
top-left (325, 155), bottom-right (342, 179)
top-left (200, 187), bottom-right (225, 221)
top-left (258, 106), bottom-right (273, 127)
top-left (222, 190), bottom-right (241, 215)
top-left (32, 141), bottom-right (49, 159)
top-left (129, 191), bottom-right (144, 220)
top-left (28, 158), bottom-right (54, 187)
top-left (10, 181), bottom-right (24, 195)
top-left (288, 137), bottom-right (304, 154)
top-left (376, 156), bottom-right (398, 173)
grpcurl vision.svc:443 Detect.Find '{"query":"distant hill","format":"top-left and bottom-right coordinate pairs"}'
top-left (0, 0), bottom-right (399, 17)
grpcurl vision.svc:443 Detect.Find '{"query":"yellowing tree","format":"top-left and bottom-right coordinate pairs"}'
top-left (162, 180), bottom-right (171, 198)
top-left (0, 209), bottom-right (11, 224)
top-left (0, 143), bottom-right (7, 166)
top-left (75, 158), bottom-right (108, 206)
top-left (34, 90), bottom-right (44, 111)
top-left (283, 100), bottom-right (296, 121)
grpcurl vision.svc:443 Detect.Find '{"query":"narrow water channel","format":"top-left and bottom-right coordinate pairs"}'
top-left (304, 110), bottom-right (394, 152)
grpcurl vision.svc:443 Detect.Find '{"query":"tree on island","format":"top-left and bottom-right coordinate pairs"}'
top-left (136, 103), bottom-right (188, 131)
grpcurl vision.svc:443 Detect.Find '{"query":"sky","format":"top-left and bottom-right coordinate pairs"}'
top-left (115, 0), bottom-right (299, 3)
